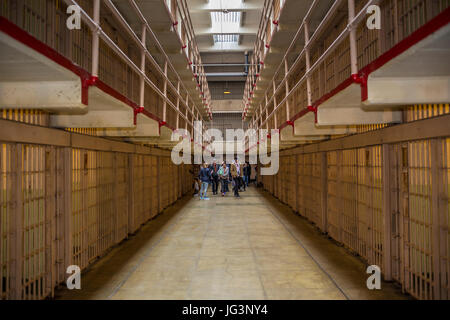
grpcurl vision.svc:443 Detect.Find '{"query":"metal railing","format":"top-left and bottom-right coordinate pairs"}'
top-left (0, 128), bottom-right (193, 299)
top-left (64, 0), bottom-right (211, 136)
top-left (0, 0), bottom-right (211, 141)
top-left (259, 114), bottom-right (450, 300)
top-left (242, 0), bottom-right (450, 131)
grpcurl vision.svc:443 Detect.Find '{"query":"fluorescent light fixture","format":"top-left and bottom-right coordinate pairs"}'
top-left (210, 3), bottom-right (242, 44)
top-left (213, 34), bottom-right (239, 43)
top-left (208, 0), bottom-right (243, 10)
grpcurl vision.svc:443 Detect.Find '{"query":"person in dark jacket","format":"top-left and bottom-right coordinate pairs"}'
top-left (209, 160), bottom-right (220, 195)
top-left (198, 163), bottom-right (211, 200)
top-left (218, 162), bottom-right (229, 196)
top-left (226, 163), bottom-right (231, 192)
top-left (239, 163), bottom-right (245, 192)
top-left (244, 162), bottom-right (251, 187)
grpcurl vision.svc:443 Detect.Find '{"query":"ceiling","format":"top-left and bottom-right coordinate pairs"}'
top-left (188, 0), bottom-right (264, 53)
top-left (187, 0), bottom-right (264, 116)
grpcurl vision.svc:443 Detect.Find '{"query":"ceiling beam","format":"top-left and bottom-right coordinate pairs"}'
top-left (194, 26), bottom-right (258, 36)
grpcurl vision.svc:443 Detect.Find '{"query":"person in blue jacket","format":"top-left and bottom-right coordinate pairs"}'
top-left (198, 163), bottom-right (212, 200)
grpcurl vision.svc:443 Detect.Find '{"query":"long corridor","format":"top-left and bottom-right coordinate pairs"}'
top-left (56, 187), bottom-right (408, 300)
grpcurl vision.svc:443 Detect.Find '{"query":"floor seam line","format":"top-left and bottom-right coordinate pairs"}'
top-left (242, 192), bottom-right (269, 300)
top-left (260, 189), bottom-right (351, 300)
top-left (105, 198), bottom-right (191, 300)
top-left (185, 195), bottom-right (216, 299)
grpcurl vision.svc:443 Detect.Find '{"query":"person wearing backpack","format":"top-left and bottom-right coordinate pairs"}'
top-left (209, 160), bottom-right (220, 196)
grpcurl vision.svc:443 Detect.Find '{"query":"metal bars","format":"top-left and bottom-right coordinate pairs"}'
top-left (0, 0), bottom-right (210, 134)
top-left (244, 0), bottom-right (450, 131)
top-left (260, 135), bottom-right (450, 300)
top-left (0, 141), bottom-right (192, 300)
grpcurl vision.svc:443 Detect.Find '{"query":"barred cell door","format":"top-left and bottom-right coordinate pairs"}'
top-left (390, 140), bottom-right (447, 300)
top-left (23, 145), bottom-right (59, 299)
top-left (390, 144), bottom-right (408, 291)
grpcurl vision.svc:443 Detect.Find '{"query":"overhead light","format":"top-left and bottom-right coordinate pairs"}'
top-left (224, 82), bottom-right (231, 94)
top-left (213, 34), bottom-right (239, 43)
top-left (211, 9), bottom-right (241, 44)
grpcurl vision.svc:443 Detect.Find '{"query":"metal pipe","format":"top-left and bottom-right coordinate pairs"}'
top-left (195, 64), bottom-right (256, 67)
top-left (245, 52), bottom-right (249, 74)
top-left (92, 0), bottom-right (100, 77)
top-left (139, 24), bottom-right (146, 108)
top-left (348, 0), bottom-right (358, 75)
top-left (205, 73), bottom-right (248, 77)
top-left (304, 21), bottom-right (312, 107)
top-left (284, 59), bottom-right (290, 121)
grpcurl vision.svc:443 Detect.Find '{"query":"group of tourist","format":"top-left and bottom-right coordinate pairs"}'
top-left (193, 159), bottom-right (252, 200)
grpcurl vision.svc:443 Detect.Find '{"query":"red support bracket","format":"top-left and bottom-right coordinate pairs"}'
top-left (351, 73), bottom-right (367, 85)
top-left (286, 120), bottom-right (294, 127)
top-left (173, 21), bottom-right (178, 27)
top-left (273, 20), bottom-right (279, 26)
top-left (265, 44), bottom-right (270, 49)
top-left (307, 105), bottom-right (318, 123)
top-left (81, 76), bottom-right (98, 105)
top-left (159, 120), bottom-right (167, 128)
top-left (182, 44), bottom-right (187, 49)
top-left (133, 106), bottom-right (145, 125)
top-left (307, 105), bottom-right (317, 113)
top-left (83, 75), bottom-right (98, 87)
top-left (351, 73), bottom-right (369, 101)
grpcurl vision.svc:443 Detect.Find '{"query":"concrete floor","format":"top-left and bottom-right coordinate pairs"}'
top-left (56, 186), bottom-right (410, 300)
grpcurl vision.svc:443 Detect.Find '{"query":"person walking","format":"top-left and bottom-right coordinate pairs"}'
top-left (193, 178), bottom-right (200, 197)
top-left (244, 161), bottom-right (251, 187)
top-left (230, 159), bottom-right (240, 198)
top-left (239, 163), bottom-right (246, 192)
top-left (198, 163), bottom-right (211, 200)
top-left (226, 163), bottom-right (231, 193)
top-left (209, 160), bottom-right (220, 195)
top-left (218, 162), bottom-right (229, 196)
